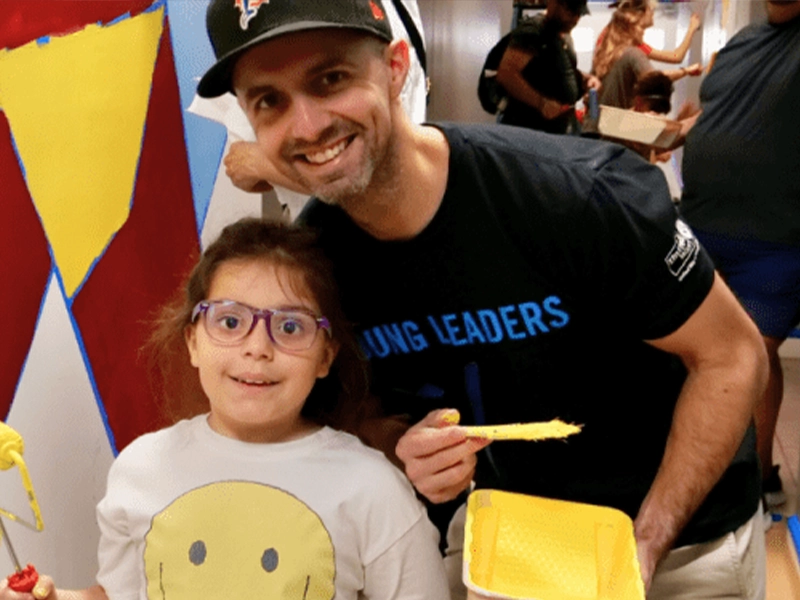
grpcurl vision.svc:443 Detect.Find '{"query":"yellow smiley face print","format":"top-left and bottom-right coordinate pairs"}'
top-left (144, 481), bottom-right (335, 599)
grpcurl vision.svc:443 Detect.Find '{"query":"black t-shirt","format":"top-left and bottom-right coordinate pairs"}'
top-left (680, 17), bottom-right (800, 245)
top-left (302, 122), bottom-right (760, 547)
top-left (499, 15), bottom-right (584, 134)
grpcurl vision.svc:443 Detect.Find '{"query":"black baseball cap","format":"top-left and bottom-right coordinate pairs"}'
top-left (560, 0), bottom-right (591, 15)
top-left (199, 0), bottom-right (394, 98)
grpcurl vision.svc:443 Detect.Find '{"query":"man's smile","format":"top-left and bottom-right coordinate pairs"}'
top-left (302, 137), bottom-right (353, 165)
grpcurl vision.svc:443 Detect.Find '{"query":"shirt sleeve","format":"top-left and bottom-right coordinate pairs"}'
top-left (582, 147), bottom-right (715, 339)
top-left (361, 516), bottom-right (451, 600)
top-left (507, 22), bottom-right (542, 54)
top-left (94, 458), bottom-right (144, 600)
top-left (639, 42), bottom-right (653, 55)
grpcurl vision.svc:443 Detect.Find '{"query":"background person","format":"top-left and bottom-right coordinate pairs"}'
top-left (593, 0), bottom-right (702, 109)
top-left (496, 0), bottom-right (600, 135)
top-left (679, 0), bottom-right (800, 521)
top-left (0, 220), bottom-right (448, 600)
top-left (196, 0), bottom-right (769, 597)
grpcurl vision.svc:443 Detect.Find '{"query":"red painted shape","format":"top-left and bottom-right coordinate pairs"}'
top-left (0, 113), bottom-right (52, 420)
top-left (0, 0), bottom-right (155, 51)
top-left (71, 22), bottom-right (200, 452)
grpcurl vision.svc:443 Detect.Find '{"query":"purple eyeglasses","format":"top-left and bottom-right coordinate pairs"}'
top-left (191, 300), bottom-right (331, 351)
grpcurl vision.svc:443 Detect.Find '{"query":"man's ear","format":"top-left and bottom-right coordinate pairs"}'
top-left (386, 39), bottom-right (411, 99)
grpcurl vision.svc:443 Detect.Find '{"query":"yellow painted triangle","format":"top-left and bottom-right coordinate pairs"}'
top-left (0, 6), bottom-right (164, 296)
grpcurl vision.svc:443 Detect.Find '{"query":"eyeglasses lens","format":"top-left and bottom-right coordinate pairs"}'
top-left (203, 302), bottom-right (320, 350)
top-left (204, 302), bottom-right (253, 344)
top-left (270, 312), bottom-right (318, 350)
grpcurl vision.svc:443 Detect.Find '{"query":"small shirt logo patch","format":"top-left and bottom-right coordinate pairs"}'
top-left (665, 219), bottom-right (700, 281)
top-left (235, 0), bottom-right (269, 30)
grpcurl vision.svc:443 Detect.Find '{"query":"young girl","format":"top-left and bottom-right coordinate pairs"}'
top-left (1, 218), bottom-right (449, 600)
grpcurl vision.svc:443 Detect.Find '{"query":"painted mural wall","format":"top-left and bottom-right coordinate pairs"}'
top-left (0, 0), bottom-right (262, 586)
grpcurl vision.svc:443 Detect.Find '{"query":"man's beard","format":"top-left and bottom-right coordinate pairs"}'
top-left (287, 122), bottom-right (395, 208)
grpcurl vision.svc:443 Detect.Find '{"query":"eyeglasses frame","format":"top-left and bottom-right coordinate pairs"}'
top-left (191, 299), bottom-right (331, 351)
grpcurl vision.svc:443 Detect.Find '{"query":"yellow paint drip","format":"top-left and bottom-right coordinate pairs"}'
top-left (463, 419), bottom-right (582, 441)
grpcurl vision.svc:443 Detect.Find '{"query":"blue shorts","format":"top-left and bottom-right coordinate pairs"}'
top-left (694, 230), bottom-right (800, 339)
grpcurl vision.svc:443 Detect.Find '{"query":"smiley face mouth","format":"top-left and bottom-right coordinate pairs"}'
top-left (158, 563), bottom-right (313, 599)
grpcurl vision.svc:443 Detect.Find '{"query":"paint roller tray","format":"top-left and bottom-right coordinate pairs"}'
top-left (463, 489), bottom-right (645, 600)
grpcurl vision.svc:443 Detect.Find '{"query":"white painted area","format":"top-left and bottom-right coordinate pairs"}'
top-left (1, 275), bottom-right (115, 588)
top-left (199, 136), bottom-right (265, 250)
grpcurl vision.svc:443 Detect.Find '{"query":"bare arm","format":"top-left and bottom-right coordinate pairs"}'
top-left (648, 13), bottom-right (701, 64)
top-left (223, 141), bottom-right (274, 193)
top-left (633, 273), bottom-right (768, 589)
top-left (663, 63), bottom-right (703, 82)
top-left (496, 45), bottom-right (571, 120)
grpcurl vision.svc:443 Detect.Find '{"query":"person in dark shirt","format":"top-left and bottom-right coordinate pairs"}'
top-left (680, 0), bottom-right (800, 519)
top-left (496, 0), bottom-right (600, 134)
top-left (196, 0), bottom-right (769, 597)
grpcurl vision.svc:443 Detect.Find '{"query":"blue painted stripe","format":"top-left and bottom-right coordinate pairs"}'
top-left (788, 515), bottom-right (800, 566)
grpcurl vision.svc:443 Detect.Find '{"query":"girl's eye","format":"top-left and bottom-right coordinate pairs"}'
top-left (217, 315), bottom-right (243, 331)
top-left (278, 319), bottom-right (304, 336)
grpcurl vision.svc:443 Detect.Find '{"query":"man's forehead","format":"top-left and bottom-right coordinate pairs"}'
top-left (234, 30), bottom-right (379, 82)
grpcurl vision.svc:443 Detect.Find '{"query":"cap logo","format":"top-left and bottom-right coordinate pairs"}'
top-left (369, 1), bottom-right (386, 21)
top-left (235, 0), bottom-right (269, 30)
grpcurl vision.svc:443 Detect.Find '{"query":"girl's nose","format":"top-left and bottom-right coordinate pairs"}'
top-left (241, 316), bottom-right (275, 359)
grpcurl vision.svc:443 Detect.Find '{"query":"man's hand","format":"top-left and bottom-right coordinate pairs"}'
top-left (223, 141), bottom-right (274, 193)
top-left (540, 98), bottom-right (572, 121)
top-left (584, 73), bottom-right (601, 91)
top-left (395, 409), bottom-right (491, 504)
top-left (635, 542), bottom-right (658, 592)
top-left (688, 12), bottom-right (702, 33)
top-left (683, 63), bottom-right (703, 77)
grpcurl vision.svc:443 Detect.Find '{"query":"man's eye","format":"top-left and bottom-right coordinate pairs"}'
top-left (320, 71), bottom-right (346, 88)
top-left (257, 92), bottom-right (281, 110)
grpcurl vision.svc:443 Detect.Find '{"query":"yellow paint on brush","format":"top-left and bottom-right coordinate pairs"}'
top-left (462, 419), bottom-right (582, 441)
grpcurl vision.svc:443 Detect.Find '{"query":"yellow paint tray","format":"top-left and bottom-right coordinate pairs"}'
top-left (463, 490), bottom-right (645, 600)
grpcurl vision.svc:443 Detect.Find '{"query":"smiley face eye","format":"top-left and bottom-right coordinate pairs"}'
top-left (189, 540), bottom-right (207, 565)
top-left (261, 548), bottom-right (278, 572)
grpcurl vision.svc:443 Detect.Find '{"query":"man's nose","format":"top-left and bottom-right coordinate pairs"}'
top-left (288, 95), bottom-right (332, 141)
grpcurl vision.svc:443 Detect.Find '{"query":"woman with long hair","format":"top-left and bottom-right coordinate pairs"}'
top-left (593, 0), bottom-right (702, 108)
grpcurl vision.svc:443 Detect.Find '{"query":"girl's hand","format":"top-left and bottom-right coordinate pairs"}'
top-left (1, 574), bottom-right (51, 599)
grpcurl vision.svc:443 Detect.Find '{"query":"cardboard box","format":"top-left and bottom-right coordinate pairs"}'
top-left (598, 105), bottom-right (682, 149)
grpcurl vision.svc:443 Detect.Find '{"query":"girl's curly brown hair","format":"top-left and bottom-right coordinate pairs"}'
top-left (145, 218), bottom-right (371, 435)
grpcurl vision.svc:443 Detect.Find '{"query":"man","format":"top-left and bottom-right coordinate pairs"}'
top-left (680, 0), bottom-right (800, 519)
top-left (198, 0), bottom-right (768, 597)
top-left (496, 0), bottom-right (600, 134)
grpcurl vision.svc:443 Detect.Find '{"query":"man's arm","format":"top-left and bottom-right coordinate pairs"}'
top-left (496, 45), bottom-right (571, 120)
top-left (224, 141), bottom-right (274, 193)
top-left (634, 273), bottom-right (768, 590)
top-left (662, 63), bottom-right (703, 82)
